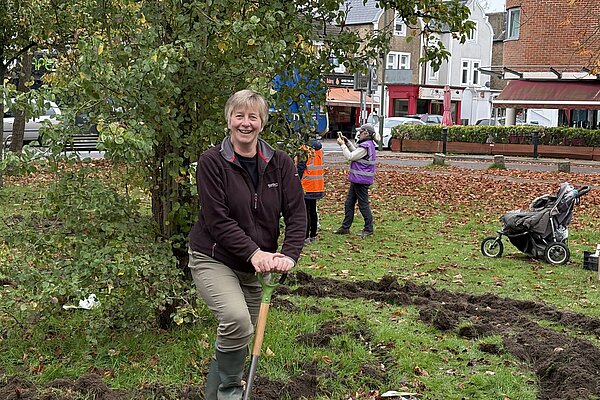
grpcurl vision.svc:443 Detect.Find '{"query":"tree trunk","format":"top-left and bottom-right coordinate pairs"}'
top-left (151, 138), bottom-right (176, 240)
top-left (151, 137), bottom-right (195, 327)
top-left (150, 136), bottom-right (195, 252)
top-left (10, 51), bottom-right (33, 153)
top-left (0, 63), bottom-right (6, 190)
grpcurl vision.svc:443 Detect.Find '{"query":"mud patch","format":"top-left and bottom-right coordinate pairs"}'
top-left (291, 271), bottom-right (600, 400)
top-left (4, 272), bottom-right (600, 399)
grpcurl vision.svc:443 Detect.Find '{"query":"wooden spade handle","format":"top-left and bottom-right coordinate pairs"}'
top-left (251, 302), bottom-right (270, 356)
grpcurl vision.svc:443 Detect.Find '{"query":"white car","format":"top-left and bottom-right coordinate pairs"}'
top-left (356, 117), bottom-right (425, 149)
top-left (3, 101), bottom-right (61, 145)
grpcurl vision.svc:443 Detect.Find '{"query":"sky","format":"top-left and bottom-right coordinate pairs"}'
top-left (482, 0), bottom-right (505, 13)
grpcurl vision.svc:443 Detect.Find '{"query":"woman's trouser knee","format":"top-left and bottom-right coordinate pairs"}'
top-left (188, 250), bottom-right (262, 351)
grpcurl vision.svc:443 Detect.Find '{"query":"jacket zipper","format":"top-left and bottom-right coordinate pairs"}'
top-left (211, 242), bottom-right (217, 258)
top-left (254, 193), bottom-right (258, 210)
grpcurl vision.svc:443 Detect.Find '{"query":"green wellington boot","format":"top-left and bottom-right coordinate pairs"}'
top-left (204, 355), bottom-right (220, 400)
top-left (215, 346), bottom-right (248, 400)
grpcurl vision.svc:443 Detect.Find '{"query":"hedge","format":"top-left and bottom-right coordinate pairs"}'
top-left (392, 124), bottom-right (600, 147)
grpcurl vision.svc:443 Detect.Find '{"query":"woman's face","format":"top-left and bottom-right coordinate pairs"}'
top-left (228, 107), bottom-right (263, 150)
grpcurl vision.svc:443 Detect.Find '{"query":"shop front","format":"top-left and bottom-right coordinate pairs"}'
top-left (325, 75), bottom-right (377, 138)
top-left (387, 84), bottom-right (463, 124)
top-left (493, 80), bottom-right (600, 128)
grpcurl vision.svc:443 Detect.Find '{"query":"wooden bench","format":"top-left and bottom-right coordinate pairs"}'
top-left (60, 134), bottom-right (100, 152)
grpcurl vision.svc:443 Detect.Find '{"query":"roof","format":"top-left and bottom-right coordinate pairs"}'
top-left (312, 19), bottom-right (342, 38)
top-left (341, 0), bottom-right (382, 25)
top-left (494, 80), bottom-right (600, 109)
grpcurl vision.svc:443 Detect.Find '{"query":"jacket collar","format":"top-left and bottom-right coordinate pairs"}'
top-left (219, 136), bottom-right (275, 164)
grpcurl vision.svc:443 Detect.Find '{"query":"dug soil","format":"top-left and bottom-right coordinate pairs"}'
top-left (3, 271), bottom-right (600, 399)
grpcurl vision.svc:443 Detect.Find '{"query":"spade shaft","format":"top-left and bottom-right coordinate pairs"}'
top-left (243, 273), bottom-right (286, 400)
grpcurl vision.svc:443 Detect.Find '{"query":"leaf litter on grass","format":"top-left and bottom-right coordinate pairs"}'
top-left (2, 162), bottom-right (600, 399)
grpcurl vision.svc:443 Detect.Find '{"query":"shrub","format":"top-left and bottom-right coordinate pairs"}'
top-left (0, 168), bottom-right (195, 342)
top-left (392, 124), bottom-right (600, 146)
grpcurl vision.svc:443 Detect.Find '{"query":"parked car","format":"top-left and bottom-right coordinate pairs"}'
top-left (406, 114), bottom-right (444, 124)
top-left (475, 117), bottom-right (532, 126)
top-left (475, 117), bottom-right (505, 126)
top-left (355, 116), bottom-right (425, 149)
top-left (3, 101), bottom-right (61, 145)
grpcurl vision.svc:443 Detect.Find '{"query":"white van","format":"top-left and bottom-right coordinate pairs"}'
top-left (3, 101), bottom-right (61, 145)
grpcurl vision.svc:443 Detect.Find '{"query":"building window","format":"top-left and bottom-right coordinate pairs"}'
top-left (473, 61), bottom-right (480, 85)
top-left (427, 62), bottom-right (439, 80)
top-left (507, 8), bottom-right (520, 39)
top-left (394, 12), bottom-right (407, 36)
top-left (329, 56), bottom-right (346, 73)
top-left (461, 61), bottom-right (469, 84)
top-left (387, 52), bottom-right (411, 70)
top-left (393, 99), bottom-right (409, 116)
top-left (461, 59), bottom-right (481, 86)
top-left (467, 21), bottom-right (478, 42)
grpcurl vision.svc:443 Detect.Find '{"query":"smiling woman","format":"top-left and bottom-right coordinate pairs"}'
top-left (188, 89), bottom-right (307, 400)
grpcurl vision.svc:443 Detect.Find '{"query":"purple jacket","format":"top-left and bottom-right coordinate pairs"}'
top-left (188, 137), bottom-right (307, 272)
top-left (349, 139), bottom-right (376, 185)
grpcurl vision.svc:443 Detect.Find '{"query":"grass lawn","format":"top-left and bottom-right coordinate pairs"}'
top-left (1, 160), bottom-right (600, 399)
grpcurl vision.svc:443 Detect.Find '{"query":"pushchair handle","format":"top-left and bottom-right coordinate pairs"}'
top-left (577, 186), bottom-right (591, 197)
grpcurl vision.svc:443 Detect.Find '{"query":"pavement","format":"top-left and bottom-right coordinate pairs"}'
top-left (321, 139), bottom-right (600, 174)
top-left (35, 138), bottom-right (600, 174)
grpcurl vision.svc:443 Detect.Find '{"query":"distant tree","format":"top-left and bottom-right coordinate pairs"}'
top-left (9, 51), bottom-right (33, 153)
top-left (573, 19), bottom-right (600, 74)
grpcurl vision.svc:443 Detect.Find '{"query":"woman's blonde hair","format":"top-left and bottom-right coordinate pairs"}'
top-left (224, 89), bottom-right (269, 129)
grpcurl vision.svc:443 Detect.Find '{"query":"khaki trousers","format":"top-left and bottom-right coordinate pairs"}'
top-left (188, 249), bottom-right (262, 351)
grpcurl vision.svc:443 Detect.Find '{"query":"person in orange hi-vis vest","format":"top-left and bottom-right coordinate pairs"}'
top-left (297, 136), bottom-right (325, 244)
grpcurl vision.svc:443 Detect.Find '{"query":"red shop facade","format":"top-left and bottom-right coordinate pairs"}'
top-left (387, 84), bottom-right (463, 124)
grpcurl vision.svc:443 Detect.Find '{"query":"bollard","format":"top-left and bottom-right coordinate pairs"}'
top-left (433, 153), bottom-right (446, 165)
top-left (442, 127), bottom-right (448, 154)
top-left (558, 161), bottom-right (571, 173)
top-left (597, 244), bottom-right (600, 281)
top-left (493, 155), bottom-right (505, 169)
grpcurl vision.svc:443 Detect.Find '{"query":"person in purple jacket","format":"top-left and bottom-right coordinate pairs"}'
top-left (188, 89), bottom-right (307, 400)
top-left (333, 123), bottom-right (378, 238)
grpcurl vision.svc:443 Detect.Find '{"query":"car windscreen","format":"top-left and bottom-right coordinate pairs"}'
top-left (384, 120), bottom-right (405, 128)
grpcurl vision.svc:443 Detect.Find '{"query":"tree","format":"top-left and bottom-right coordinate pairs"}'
top-left (0, 0), bottom-right (76, 184)
top-left (51, 0), bottom-right (474, 257)
top-left (8, 51), bottom-right (33, 153)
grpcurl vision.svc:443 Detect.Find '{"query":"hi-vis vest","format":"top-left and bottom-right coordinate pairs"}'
top-left (349, 139), bottom-right (376, 185)
top-left (301, 148), bottom-right (324, 193)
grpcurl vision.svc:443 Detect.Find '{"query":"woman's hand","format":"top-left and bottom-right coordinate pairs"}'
top-left (251, 250), bottom-right (294, 273)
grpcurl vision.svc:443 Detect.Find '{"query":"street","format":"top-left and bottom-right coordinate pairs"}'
top-left (26, 139), bottom-right (600, 175)
top-left (320, 139), bottom-right (600, 174)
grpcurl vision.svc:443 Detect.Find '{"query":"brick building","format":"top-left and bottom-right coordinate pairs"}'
top-left (494, 0), bottom-right (600, 127)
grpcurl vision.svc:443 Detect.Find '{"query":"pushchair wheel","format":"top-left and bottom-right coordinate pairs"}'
top-left (544, 242), bottom-right (570, 265)
top-left (481, 236), bottom-right (504, 258)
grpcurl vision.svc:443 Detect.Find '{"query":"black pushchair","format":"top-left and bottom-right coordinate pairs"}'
top-left (481, 182), bottom-right (591, 265)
